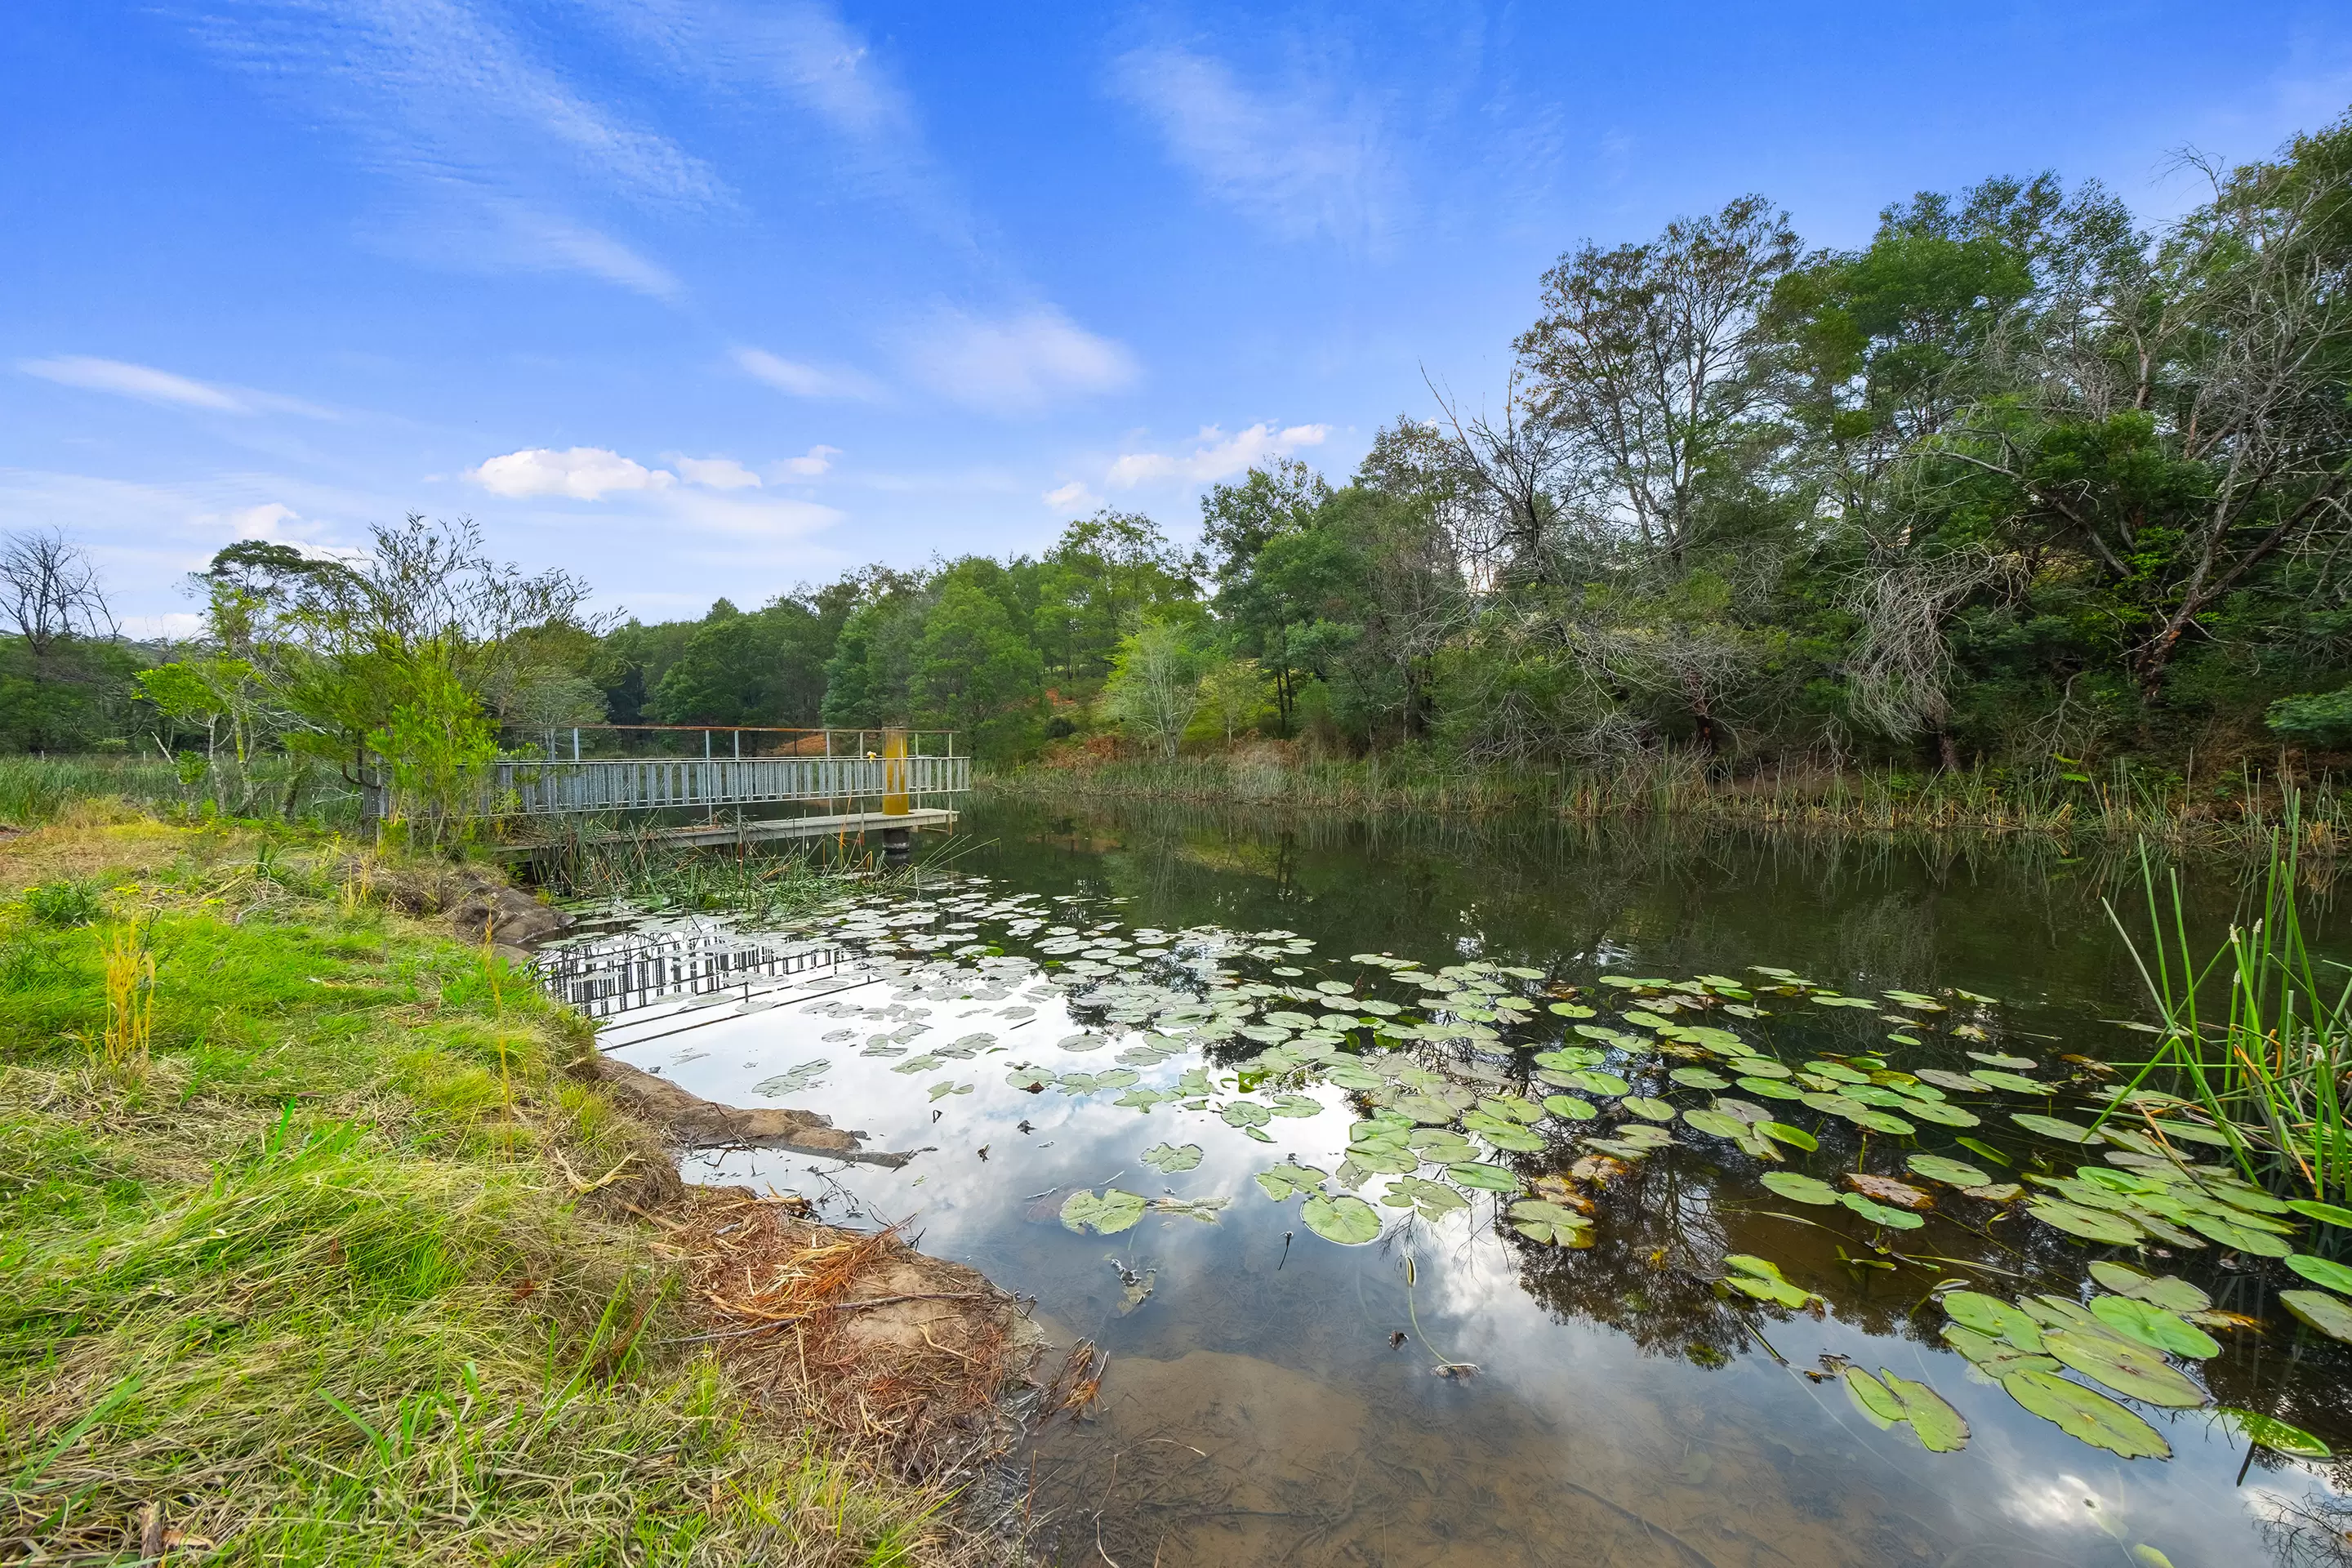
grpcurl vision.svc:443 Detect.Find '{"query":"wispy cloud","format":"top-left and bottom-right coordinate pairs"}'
top-left (470, 447), bottom-right (676, 501)
top-left (1042, 479), bottom-right (1101, 512)
top-left (781, 445), bottom-right (841, 477)
top-left (897, 307), bottom-right (1138, 416)
top-left (733, 346), bottom-right (885, 400)
top-left (18, 355), bottom-right (334, 417)
top-left (1111, 46), bottom-right (1401, 247)
top-left (1105, 422), bottom-right (1328, 489)
top-left (668, 455), bottom-right (764, 490)
top-left (188, 0), bottom-right (720, 297)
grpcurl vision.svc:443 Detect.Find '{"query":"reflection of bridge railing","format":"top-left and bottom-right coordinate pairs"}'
top-left (481, 753), bottom-right (969, 816)
top-left (535, 926), bottom-right (843, 1019)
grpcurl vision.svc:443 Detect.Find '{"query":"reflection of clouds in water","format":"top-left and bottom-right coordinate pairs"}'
top-left (1999, 1470), bottom-right (2110, 1531)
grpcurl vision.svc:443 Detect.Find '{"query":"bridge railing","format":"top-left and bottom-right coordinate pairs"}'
top-left (475, 752), bottom-right (970, 816)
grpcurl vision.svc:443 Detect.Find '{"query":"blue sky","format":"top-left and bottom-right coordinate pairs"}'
top-left (7, 1), bottom-right (2350, 635)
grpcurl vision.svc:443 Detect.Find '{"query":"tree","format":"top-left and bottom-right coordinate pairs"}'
top-left (1101, 617), bottom-right (1205, 760)
top-left (910, 570), bottom-right (1044, 757)
top-left (1197, 657), bottom-right (1271, 742)
top-left (0, 528), bottom-right (115, 665)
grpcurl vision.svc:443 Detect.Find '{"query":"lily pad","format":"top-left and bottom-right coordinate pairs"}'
top-left (2042, 1329), bottom-right (2207, 1406)
top-left (1943, 1290), bottom-right (2043, 1348)
top-left (1881, 1370), bottom-right (1971, 1453)
top-left (2286, 1199), bottom-right (2352, 1230)
top-left (1999, 1370), bottom-right (2172, 1459)
top-left (1060, 1187), bottom-right (1150, 1236)
top-left (1669, 1067), bottom-right (1731, 1091)
top-left (2285, 1253), bottom-right (2352, 1296)
top-left (1508, 1199), bottom-right (1594, 1245)
top-left (1761, 1172), bottom-right (1839, 1205)
top-left (2087, 1262), bottom-right (2212, 1315)
top-left (1841, 1192), bottom-right (1926, 1229)
top-left (2089, 1294), bottom-right (2221, 1359)
top-left (1446, 1160), bottom-right (1524, 1192)
top-left (1221, 1101), bottom-right (1273, 1129)
top-left (1005, 1067), bottom-right (1054, 1090)
top-left (1972, 1070), bottom-right (2049, 1094)
top-left (2028, 1200), bottom-right (2144, 1244)
top-left (1324, 1061), bottom-right (1383, 1090)
top-left (1898, 1098), bottom-right (1983, 1127)
top-left (2218, 1408), bottom-right (2334, 1459)
top-left (928, 1080), bottom-right (971, 1101)
top-left (1267, 1092), bottom-right (1323, 1119)
top-left (1543, 1094), bottom-right (1597, 1120)
top-left (1736, 1076), bottom-right (1808, 1100)
top-left (1623, 1097), bottom-right (1677, 1121)
top-left (1906, 1154), bottom-right (1991, 1187)
top-left (1722, 1254), bottom-right (1817, 1308)
top-left (1967, 1051), bottom-right (2038, 1070)
top-left (1380, 1175), bottom-right (1470, 1220)
top-left (1682, 1107), bottom-right (1750, 1140)
top-left (1844, 1368), bottom-right (1902, 1429)
top-left (1255, 1163), bottom-right (1328, 1201)
top-left (1396, 1094), bottom-right (1462, 1125)
top-left (2013, 1112), bottom-right (2100, 1143)
top-left (1846, 1173), bottom-right (1933, 1209)
top-left (1142, 1142), bottom-right (1204, 1173)
top-left (2183, 1210), bottom-right (2293, 1257)
top-left (2280, 1289), bottom-right (2352, 1343)
top-left (1851, 1108), bottom-right (1918, 1136)
top-left (1759, 1121), bottom-right (1817, 1151)
top-left (1301, 1192), bottom-right (1382, 1245)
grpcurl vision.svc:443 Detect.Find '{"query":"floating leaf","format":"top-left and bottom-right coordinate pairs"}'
top-left (2285, 1253), bottom-right (2352, 1296)
top-left (1301, 1193), bottom-right (1382, 1245)
top-left (751, 1058), bottom-right (831, 1096)
top-left (1881, 1370), bottom-right (1971, 1453)
top-left (1907, 1154), bottom-right (1991, 1187)
top-left (2280, 1289), bottom-right (2352, 1343)
top-left (1998, 1370), bottom-right (2171, 1459)
top-left (1059, 1188), bottom-right (1149, 1236)
top-left (1846, 1173), bottom-right (1933, 1209)
top-left (1623, 1097), bottom-right (1677, 1122)
top-left (1267, 1092), bottom-right (1323, 1119)
top-left (1943, 1324), bottom-right (2056, 1377)
top-left (2089, 1294), bottom-right (2221, 1359)
top-left (2028, 1200), bottom-right (2143, 1244)
top-left (2183, 1210), bottom-right (2293, 1257)
top-left (927, 1080), bottom-right (971, 1101)
top-left (1548, 1001), bottom-right (1597, 1018)
top-left (1670, 1067), bottom-right (1731, 1091)
top-left (1543, 1094), bottom-right (1597, 1121)
top-left (2087, 1261), bottom-right (2212, 1315)
top-left (1851, 1108), bottom-right (1918, 1136)
top-left (1005, 1067), bottom-right (1053, 1090)
top-left (1446, 1160), bottom-right (1523, 1192)
top-left (1508, 1199), bottom-right (1593, 1245)
top-left (2043, 1330), bottom-right (2207, 1406)
top-left (1736, 1076), bottom-right (1808, 1100)
top-left (1723, 1254), bottom-right (1817, 1308)
top-left (1761, 1171), bottom-right (1839, 1205)
top-left (1564, 1068), bottom-right (1632, 1096)
top-left (1842, 1192), bottom-right (1926, 1229)
top-left (1973, 1070), bottom-right (2050, 1094)
top-left (1381, 1175), bottom-right (1470, 1220)
top-left (2218, 1408), bottom-right (2334, 1459)
top-left (2014, 1112), bottom-right (2101, 1143)
top-left (1141, 1142), bottom-right (1203, 1173)
top-left (1396, 1094), bottom-right (1461, 1125)
top-left (1324, 1061), bottom-right (1383, 1090)
top-left (1221, 1101), bottom-right (1273, 1129)
top-left (1968, 1051), bottom-right (2037, 1070)
top-left (1916, 1069), bottom-right (1988, 1094)
top-left (2286, 1199), bottom-right (2352, 1230)
top-left (1899, 1098), bottom-right (1983, 1127)
top-left (1943, 1290), bottom-right (2043, 1348)
top-left (1254, 1163), bottom-right (1327, 1201)
top-left (1844, 1368), bottom-right (1901, 1429)
top-left (1682, 1107), bottom-right (1750, 1140)
top-left (1758, 1121), bottom-right (1817, 1151)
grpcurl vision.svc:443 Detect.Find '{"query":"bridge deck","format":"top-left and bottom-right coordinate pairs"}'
top-left (479, 754), bottom-right (969, 815)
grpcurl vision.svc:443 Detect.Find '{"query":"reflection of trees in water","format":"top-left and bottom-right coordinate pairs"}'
top-left (2257, 1475), bottom-right (2352, 1568)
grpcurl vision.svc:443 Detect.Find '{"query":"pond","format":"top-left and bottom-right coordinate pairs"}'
top-left (540, 795), bottom-right (2352, 1568)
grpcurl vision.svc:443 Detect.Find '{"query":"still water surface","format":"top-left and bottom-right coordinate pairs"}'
top-left (546, 797), bottom-right (2352, 1568)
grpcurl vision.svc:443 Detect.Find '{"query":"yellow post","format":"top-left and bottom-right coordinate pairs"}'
top-left (881, 728), bottom-right (910, 816)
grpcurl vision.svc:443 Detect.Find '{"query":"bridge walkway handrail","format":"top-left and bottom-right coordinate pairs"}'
top-left (474, 753), bottom-right (970, 816)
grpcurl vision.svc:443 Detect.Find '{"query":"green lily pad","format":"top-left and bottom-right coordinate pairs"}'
top-left (1548, 1001), bottom-right (1597, 1018)
top-left (1468, 1119), bottom-right (1548, 1153)
top-left (2088, 1261), bottom-right (2212, 1315)
top-left (1842, 1192), bottom-right (1926, 1229)
top-left (1380, 1175), bottom-right (1470, 1220)
top-left (1395, 1094), bottom-right (1460, 1125)
top-left (1898, 1098), bottom-right (1982, 1127)
top-left (1973, 1070), bottom-right (2050, 1094)
top-left (2218, 1408), bottom-right (2333, 1459)
top-left (1682, 1107), bottom-right (1750, 1140)
top-left (1222, 1101), bottom-right (1272, 1129)
top-left (1908, 1154), bottom-right (1991, 1187)
top-left (2285, 1253), bottom-right (2352, 1296)
top-left (2042, 1330), bottom-right (2207, 1406)
top-left (1508, 1199), bottom-right (1594, 1245)
top-left (2280, 1289), bottom-right (2352, 1343)
top-left (1543, 1094), bottom-right (1597, 1120)
top-left (1999, 1370), bottom-right (2172, 1459)
top-left (1881, 1370), bottom-right (1971, 1453)
top-left (2183, 1210), bottom-right (2293, 1257)
top-left (1844, 1367), bottom-right (1902, 1429)
top-left (1141, 1142), bottom-right (1204, 1173)
top-left (1761, 1171), bottom-right (1839, 1205)
top-left (1968, 1051), bottom-right (2037, 1070)
top-left (1722, 1254), bottom-right (1817, 1308)
top-left (1446, 1160), bottom-right (1524, 1192)
top-left (1267, 1092), bottom-right (1323, 1118)
top-left (1301, 1192), bottom-right (1382, 1245)
top-left (2028, 1200), bottom-right (2144, 1244)
top-left (2013, 1112), bottom-right (2100, 1142)
top-left (1565, 1069), bottom-right (1631, 1096)
top-left (1759, 1121), bottom-right (1818, 1151)
top-left (1916, 1069), bottom-right (1987, 1093)
top-left (1060, 1187), bottom-right (1150, 1236)
top-left (1736, 1076), bottom-right (1808, 1100)
top-left (1943, 1324), bottom-right (2057, 1377)
top-left (1005, 1067), bottom-right (1054, 1090)
top-left (1942, 1290), bottom-right (2043, 1348)
top-left (1669, 1067), bottom-right (1731, 1091)
top-left (2090, 1294), bottom-right (2221, 1359)
top-left (1254, 1164), bottom-right (1327, 1201)
top-left (2286, 1199), bottom-right (2352, 1229)
top-left (1623, 1097), bottom-right (1677, 1121)
top-left (1324, 1061), bottom-right (1383, 1090)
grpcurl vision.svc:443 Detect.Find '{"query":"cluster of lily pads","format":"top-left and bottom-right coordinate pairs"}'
top-left (757, 878), bottom-right (2352, 1463)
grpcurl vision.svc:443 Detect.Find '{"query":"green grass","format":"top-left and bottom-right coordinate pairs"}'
top-left (2109, 813), bottom-right (2351, 1202)
top-left (0, 755), bottom-right (360, 832)
top-left (0, 821), bottom-right (971, 1566)
top-left (989, 748), bottom-right (2350, 858)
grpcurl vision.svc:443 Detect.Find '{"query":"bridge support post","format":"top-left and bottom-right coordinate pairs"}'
top-left (880, 825), bottom-right (911, 866)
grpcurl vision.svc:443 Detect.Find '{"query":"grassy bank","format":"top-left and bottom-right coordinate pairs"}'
top-left (987, 750), bottom-right (2348, 858)
top-left (0, 815), bottom-right (977, 1566)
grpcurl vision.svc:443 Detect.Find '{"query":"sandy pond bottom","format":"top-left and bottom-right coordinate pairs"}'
top-left (542, 806), bottom-right (2351, 1568)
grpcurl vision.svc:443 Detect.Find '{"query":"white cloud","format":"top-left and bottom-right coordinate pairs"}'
top-left (733, 345), bottom-right (884, 400)
top-left (1111, 46), bottom-right (1401, 246)
top-left (120, 611), bottom-right (207, 641)
top-left (670, 455), bottom-right (764, 489)
top-left (470, 447), bottom-right (676, 500)
top-left (782, 445), bottom-right (841, 477)
top-left (1043, 480), bottom-right (1101, 511)
top-left (227, 501), bottom-right (303, 538)
top-left (21, 356), bottom-right (248, 413)
top-left (898, 307), bottom-right (1138, 415)
top-left (1106, 422), bottom-right (1329, 489)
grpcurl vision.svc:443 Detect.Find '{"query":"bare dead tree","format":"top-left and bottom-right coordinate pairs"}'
top-left (1839, 542), bottom-right (2026, 767)
top-left (1425, 367), bottom-right (1582, 589)
top-left (0, 528), bottom-right (116, 666)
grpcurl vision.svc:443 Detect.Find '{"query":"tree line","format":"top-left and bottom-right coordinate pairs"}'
top-left (7, 107), bottom-right (2350, 788)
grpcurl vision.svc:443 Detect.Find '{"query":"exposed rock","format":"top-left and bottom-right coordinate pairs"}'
top-left (448, 881), bottom-right (573, 947)
top-left (585, 1055), bottom-right (912, 1167)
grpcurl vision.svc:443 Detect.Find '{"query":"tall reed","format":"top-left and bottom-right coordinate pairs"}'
top-left (97, 917), bottom-right (157, 1071)
top-left (2108, 812), bottom-right (2350, 1201)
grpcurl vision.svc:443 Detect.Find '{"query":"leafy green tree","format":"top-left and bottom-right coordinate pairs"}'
top-left (1102, 617), bottom-right (1205, 760)
top-left (910, 569), bottom-right (1044, 757)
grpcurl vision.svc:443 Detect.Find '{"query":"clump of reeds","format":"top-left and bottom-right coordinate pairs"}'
top-left (2109, 805), bottom-right (2350, 1201)
top-left (94, 915), bottom-right (156, 1073)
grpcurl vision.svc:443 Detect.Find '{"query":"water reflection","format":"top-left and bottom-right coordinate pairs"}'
top-left (539, 796), bottom-right (2348, 1566)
